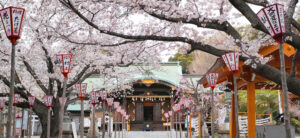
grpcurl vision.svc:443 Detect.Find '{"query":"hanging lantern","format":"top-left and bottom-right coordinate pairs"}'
top-left (113, 102), bottom-right (120, 109)
top-left (168, 111), bottom-right (173, 117)
top-left (116, 106), bottom-right (121, 114)
top-left (164, 112), bottom-right (169, 119)
top-left (0, 7), bottom-right (25, 44)
top-left (99, 90), bottom-right (107, 101)
top-left (184, 99), bottom-right (191, 109)
top-left (28, 96), bottom-right (35, 108)
top-left (43, 95), bottom-right (53, 109)
top-left (89, 91), bottom-right (98, 106)
top-left (0, 99), bottom-right (5, 110)
top-left (59, 97), bottom-right (67, 107)
top-left (13, 94), bottom-right (20, 106)
top-left (56, 54), bottom-right (73, 78)
top-left (206, 73), bottom-right (219, 88)
top-left (107, 98), bottom-right (114, 108)
top-left (125, 115), bottom-right (129, 121)
top-left (222, 52), bottom-right (239, 72)
top-left (257, 4), bottom-right (285, 42)
top-left (75, 83), bottom-right (87, 101)
top-left (172, 104), bottom-right (180, 113)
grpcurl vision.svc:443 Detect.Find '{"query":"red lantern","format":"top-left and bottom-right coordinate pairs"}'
top-left (116, 106), bottom-right (121, 114)
top-left (28, 96), bottom-right (35, 108)
top-left (59, 97), bottom-right (67, 107)
top-left (107, 98), bottom-right (114, 108)
top-left (0, 7), bottom-right (25, 45)
top-left (206, 73), bottom-right (219, 89)
top-left (43, 95), bottom-right (53, 109)
top-left (56, 54), bottom-right (73, 78)
top-left (75, 83), bottom-right (87, 101)
top-left (164, 112), bottom-right (169, 119)
top-left (0, 99), bottom-right (5, 110)
top-left (89, 91), bottom-right (98, 106)
top-left (125, 115), bottom-right (129, 121)
top-left (168, 111), bottom-right (173, 117)
top-left (13, 94), bottom-right (20, 106)
top-left (222, 52), bottom-right (239, 72)
top-left (257, 4), bottom-right (285, 42)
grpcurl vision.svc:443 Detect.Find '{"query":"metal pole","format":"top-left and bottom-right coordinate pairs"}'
top-left (92, 105), bottom-right (95, 138)
top-left (47, 109), bottom-right (50, 138)
top-left (114, 111), bottom-right (116, 138)
top-left (211, 88), bottom-right (214, 138)
top-left (175, 113), bottom-right (178, 138)
top-left (28, 107), bottom-right (32, 138)
top-left (21, 109), bottom-right (24, 138)
top-left (12, 106), bottom-right (16, 138)
top-left (279, 42), bottom-right (291, 138)
top-left (102, 102), bottom-right (106, 138)
top-left (80, 99), bottom-right (84, 138)
top-left (118, 114), bottom-right (120, 138)
top-left (186, 113), bottom-right (189, 138)
top-left (189, 115), bottom-right (192, 138)
top-left (121, 117), bottom-right (124, 138)
top-left (0, 110), bottom-right (2, 137)
top-left (179, 112), bottom-right (182, 138)
top-left (7, 43), bottom-right (16, 138)
top-left (233, 76), bottom-right (240, 138)
top-left (58, 77), bottom-right (68, 138)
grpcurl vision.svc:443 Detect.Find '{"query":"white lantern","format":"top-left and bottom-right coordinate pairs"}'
top-left (13, 94), bottom-right (20, 106)
top-left (113, 102), bottom-right (120, 109)
top-left (89, 91), bottom-right (98, 106)
top-left (56, 54), bottom-right (73, 78)
top-left (257, 4), bottom-right (285, 42)
top-left (206, 73), bottom-right (219, 88)
top-left (43, 95), bottom-right (53, 109)
top-left (164, 112), bottom-right (169, 119)
top-left (168, 111), bottom-right (173, 117)
top-left (0, 7), bottom-right (25, 44)
top-left (222, 52), bottom-right (239, 72)
top-left (28, 96), bottom-right (35, 108)
top-left (75, 83), bottom-right (87, 101)
top-left (107, 98), bottom-right (114, 108)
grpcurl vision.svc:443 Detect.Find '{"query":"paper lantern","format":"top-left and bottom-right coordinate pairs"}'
top-left (13, 94), bottom-right (20, 106)
top-left (168, 111), bottom-right (173, 117)
top-left (0, 7), bottom-right (25, 44)
top-left (89, 91), bottom-right (98, 106)
top-left (113, 102), bottom-right (120, 109)
top-left (44, 95), bottom-right (53, 109)
top-left (164, 112), bottom-right (169, 119)
top-left (56, 54), bottom-right (73, 78)
top-left (222, 52), bottom-right (239, 72)
top-left (107, 98), bottom-right (114, 108)
top-left (75, 83), bottom-right (87, 101)
top-left (28, 96), bottom-right (35, 108)
top-left (172, 104), bottom-right (180, 113)
top-left (0, 99), bottom-right (5, 110)
top-left (206, 73), bottom-right (219, 88)
top-left (257, 4), bottom-right (285, 42)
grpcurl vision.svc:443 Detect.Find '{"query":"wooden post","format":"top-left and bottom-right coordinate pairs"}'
top-left (114, 112), bottom-right (117, 138)
top-left (47, 108), bottom-right (51, 138)
top-left (189, 115), bottom-right (192, 138)
top-left (92, 105), bottom-right (95, 138)
top-left (58, 77), bottom-right (68, 138)
top-left (80, 99), bottom-right (84, 138)
top-left (279, 42), bottom-right (291, 138)
top-left (247, 82), bottom-right (256, 138)
top-left (12, 106), bottom-right (16, 138)
top-left (211, 88), bottom-right (215, 138)
top-left (198, 113), bottom-right (201, 138)
top-left (179, 112), bottom-right (182, 138)
top-left (230, 94), bottom-right (237, 138)
top-left (102, 102), bottom-right (106, 138)
top-left (233, 76), bottom-right (240, 138)
top-left (28, 107), bottom-right (32, 138)
top-left (175, 113), bottom-right (178, 138)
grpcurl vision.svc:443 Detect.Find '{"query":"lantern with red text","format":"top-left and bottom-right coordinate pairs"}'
top-left (44, 95), bottom-right (53, 109)
top-left (75, 83), bottom-right (87, 101)
top-left (257, 4), bottom-right (285, 42)
top-left (172, 104), bottom-right (180, 113)
top-left (116, 106), bottom-right (121, 114)
top-left (107, 98), bottom-right (114, 108)
top-left (222, 52), bottom-right (239, 72)
top-left (59, 97), bottom-right (67, 107)
top-left (89, 91), bottom-right (98, 106)
top-left (125, 115), bottom-right (129, 121)
top-left (28, 96), bottom-right (35, 108)
top-left (206, 73), bottom-right (219, 90)
top-left (56, 54), bottom-right (73, 78)
top-left (99, 90), bottom-right (107, 101)
top-left (13, 94), bottom-right (20, 106)
top-left (0, 99), bottom-right (5, 110)
top-left (113, 102), bottom-right (120, 109)
top-left (0, 7), bottom-right (25, 45)
top-left (164, 112), bottom-right (169, 119)
top-left (168, 111), bottom-right (173, 117)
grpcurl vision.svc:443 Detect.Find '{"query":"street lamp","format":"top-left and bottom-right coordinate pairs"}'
top-left (28, 96), bottom-right (35, 138)
top-left (75, 83), bottom-right (87, 138)
top-left (206, 73), bottom-right (219, 138)
top-left (0, 7), bottom-right (25, 138)
top-left (44, 95), bottom-right (53, 138)
top-left (257, 4), bottom-right (290, 138)
top-left (222, 52), bottom-right (240, 137)
top-left (56, 54), bottom-right (73, 138)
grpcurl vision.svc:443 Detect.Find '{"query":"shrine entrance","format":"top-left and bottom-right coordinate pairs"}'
top-left (144, 103), bottom-right (153, 121)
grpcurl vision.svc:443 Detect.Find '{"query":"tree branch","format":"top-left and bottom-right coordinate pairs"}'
top-left (290, 49), bottom-right (299, 77)
top-left (286, 0), bottom-right (298, 32)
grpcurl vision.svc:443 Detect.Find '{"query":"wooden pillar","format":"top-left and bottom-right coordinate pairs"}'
top-left (247, 82), bottom-right (256, 138)
top-left (230, 93), bottom-right (236, 138)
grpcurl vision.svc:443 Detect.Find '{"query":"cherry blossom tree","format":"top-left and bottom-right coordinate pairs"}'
top-left (57, 0), bottom-right (300, 96)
